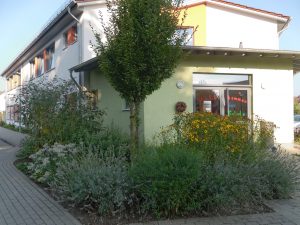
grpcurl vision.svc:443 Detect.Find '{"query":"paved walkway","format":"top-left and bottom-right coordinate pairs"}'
top-left (0, 140), bottom-right (81, 225)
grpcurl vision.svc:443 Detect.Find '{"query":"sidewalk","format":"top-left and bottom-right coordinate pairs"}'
top-left (0, 140), bottom-right (81, 225)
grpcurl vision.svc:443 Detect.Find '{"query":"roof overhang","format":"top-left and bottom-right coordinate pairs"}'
top-left (70, 46), bottom-right (300, 74)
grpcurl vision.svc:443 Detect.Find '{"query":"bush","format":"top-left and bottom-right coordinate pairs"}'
top-left (27, 143), bottom-right (78, 184)
top-left (130, 144), bottom-right (203, 217)
top-left (52, 149), bottom-right (130, 215)
top-left (160, 113), bottom-right (275, 162)
top-left (194, 149), bottom-right (299, 213)
top-left (17, 137), bottom-right (41, 159)
top-left (81, 126), bottom-right (130, 157)
top-left (129, 144), bottom-right (299, 217)
top-left (16, 79), bottom-right (104, 148)
top-left (256, 149), bottom-right (299, 199)
top-left (295, 132), bottom-right (300, 145)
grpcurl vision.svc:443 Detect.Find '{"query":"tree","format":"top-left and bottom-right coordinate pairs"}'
top-left (295, 96), bottom-right (300, 114)
top-left (94, 0), bottom-right (187, 154)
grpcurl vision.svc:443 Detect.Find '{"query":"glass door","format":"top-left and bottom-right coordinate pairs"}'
top-left (194, 87), bottom-right (251, 118)
top-left (194, 89), bottom-right (220, 114)
top-left (224, 89), bottom-right (249, 117)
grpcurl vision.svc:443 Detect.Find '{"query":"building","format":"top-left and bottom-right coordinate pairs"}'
top-left (2, 0), bottom-right (300, 145)
top-left (0, 0), bottom-right (109, 125)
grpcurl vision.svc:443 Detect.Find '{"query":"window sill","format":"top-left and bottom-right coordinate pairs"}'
top-left (29, 67), bottom-right (55, 81)
top-left (122, 109), bottom-right (130, 112)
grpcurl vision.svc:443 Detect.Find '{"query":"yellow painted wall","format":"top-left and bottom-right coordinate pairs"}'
top-left (178, 4), bottom-right (206, 46)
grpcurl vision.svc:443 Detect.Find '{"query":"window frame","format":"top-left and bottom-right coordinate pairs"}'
top-left (29, 42), bottom-right (55, 80)
top-left (175, 26), bottom-right (195, 46)
top-left (63, 25), bottom-right (78, 48)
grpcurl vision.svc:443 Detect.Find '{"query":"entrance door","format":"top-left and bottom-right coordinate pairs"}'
top-left (194, 87), bottom-right (251, 117)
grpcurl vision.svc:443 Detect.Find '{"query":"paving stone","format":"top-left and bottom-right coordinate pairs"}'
top-left (0, 140), bottom-right (81, 225)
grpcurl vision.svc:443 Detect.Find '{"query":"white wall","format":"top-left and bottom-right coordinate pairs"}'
top-left (207, 67), bottom-right (294, 144)
top-left (0, 92), bottom-right (5, 112)
top-left (20, 21), bottom-right (81, 85)
top-left (206, 5), bottom-right (279, 49)
top-left (81, 4), bottom-right (108, 62)
top-left (252, 69), bottom-right (294, 144)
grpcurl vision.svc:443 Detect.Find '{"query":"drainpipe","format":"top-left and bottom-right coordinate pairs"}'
top-left (67, 6), bottom-right (80, 23)
top-left (67, 5), bottom-right (84, 88)
top-left (69, 69), bottom-right (82, 91)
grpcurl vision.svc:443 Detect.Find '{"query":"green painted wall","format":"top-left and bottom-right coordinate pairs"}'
top-left (90, 70), bottom-right (130, 134)
top-left (89, 70), bottom-right (145, 140)
top-left (143, 55), bottom-right (293, 142)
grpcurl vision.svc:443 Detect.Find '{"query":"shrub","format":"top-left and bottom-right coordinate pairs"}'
top-left (16, 79), bottom-right (104, 148)
top-left (160, 113), bottom-right (275, 162)
top-left (52, 149), bottom-right (130, 215)
top-left (130, 144), bottom-right (203, 217)
top-left (81, 126), bottom-right (130, 157)
top-left (129, 143), bottom-right (299, 217)
top-left (256, 149), bottom-right (299, 199)
top-left (27, 143), bottom-right (78, 184)
top-left (295, 132), bottom-right (300, 145)
top-left (17, 137), bottom-right (41, 159)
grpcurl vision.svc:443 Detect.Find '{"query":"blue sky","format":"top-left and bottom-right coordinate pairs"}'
top-left (1, 0), bottom-right (300, 95)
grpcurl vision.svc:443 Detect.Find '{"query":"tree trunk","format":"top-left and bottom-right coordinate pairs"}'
top-left (130, 101), bottom-right (140, 159)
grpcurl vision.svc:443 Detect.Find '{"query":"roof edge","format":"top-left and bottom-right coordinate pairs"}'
top-left (0, 0), bottom-right (76, 78)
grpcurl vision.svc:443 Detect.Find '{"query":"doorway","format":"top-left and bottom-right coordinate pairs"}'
top-left (193, 73), bottom-right (252, 117)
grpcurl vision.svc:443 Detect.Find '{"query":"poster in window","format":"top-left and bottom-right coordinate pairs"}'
top-left (203, 101), bottom-right (212, 112)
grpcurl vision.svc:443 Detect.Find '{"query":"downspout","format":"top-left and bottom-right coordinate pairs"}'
top-left (68, 5), bottom-right (84, 88)
top-left (69, 69), bottom-right (82, 91)
top-left (67, 6), bottom-right (80, 23)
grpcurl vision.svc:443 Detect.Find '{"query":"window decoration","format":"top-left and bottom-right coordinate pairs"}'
top-left (44, 44), bottom-right (55, 72)
top-left (64, 25), bottom-right (77, 47)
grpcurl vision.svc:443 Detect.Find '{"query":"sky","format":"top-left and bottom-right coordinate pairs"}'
top-left (0, 0), bottom-right (300, 95)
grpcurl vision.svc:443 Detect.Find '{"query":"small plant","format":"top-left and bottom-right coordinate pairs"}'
top-left (17, 137), bottom-right (41, 159)
top-left (52, 149), bottom-right (130, 215)
top-left (130, 144), bottom-right (202, 217)
top-left (27, 143), bottom-right (78, 184)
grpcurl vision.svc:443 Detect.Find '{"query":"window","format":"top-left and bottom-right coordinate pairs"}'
top-left (64, 25), bottom-right (77, 47)
top-left (6, 105), bottom-right (19, 122)
top-left (7, 72), bottom-right (21, 91)
top-left (30, 59), bottom-right (35, 79)
top-left (29, 43), bottom-right (55, 79)
top-left (123, 100), bottom-right (130, 111)
top-left (193, 73), bottom-right (251, 86)
top-left (193, 73), bottom-right (252, 117)
top-left (175, 27), bottom-right (194, 46)
top-left (35, 54), bottom-right (44, 77)
top-left (44, 44), bottom-right (55, 72)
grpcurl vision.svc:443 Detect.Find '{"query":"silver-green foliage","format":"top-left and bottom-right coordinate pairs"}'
top-left (130, 144), bottom-right (300, 217)
top-left (52, 149), bottom-right (130, 215)
top-left (27, 143), bottom-right (78, 184)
